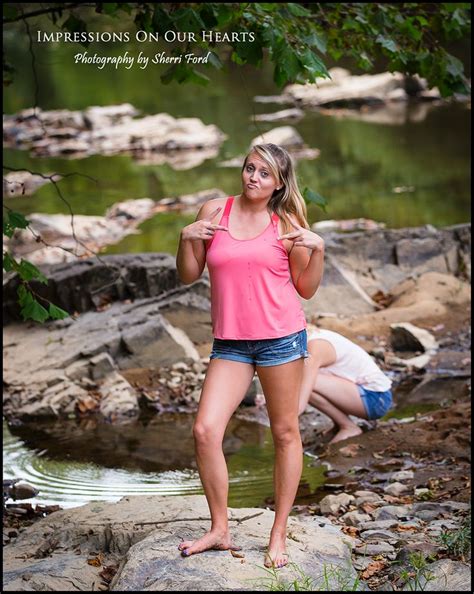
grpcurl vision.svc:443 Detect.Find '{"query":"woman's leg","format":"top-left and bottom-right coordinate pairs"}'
top-left (179, 358), bottom-right (255, 556)
top-left (309, 373), bottom-right (368, 443)
top-left (256, 358), bottom-right (304, 568)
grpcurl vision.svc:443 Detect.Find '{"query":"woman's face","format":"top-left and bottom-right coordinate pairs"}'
top-left (242, 153), bottom-right (280, 199)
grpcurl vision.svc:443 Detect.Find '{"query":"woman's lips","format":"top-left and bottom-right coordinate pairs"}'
top-left (247, 183), bottom-right (258, 189)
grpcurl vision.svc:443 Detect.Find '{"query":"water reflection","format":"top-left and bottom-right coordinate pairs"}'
top-left (3, 416), bottom-right (326, 509)
top-left (3, 34), bottom-right (470, 245)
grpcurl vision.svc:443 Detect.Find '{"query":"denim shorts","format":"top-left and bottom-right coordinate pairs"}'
top-left (210, 329), bottom-right (309, 367)
top-left (358, 386), bottom-right (393, 420)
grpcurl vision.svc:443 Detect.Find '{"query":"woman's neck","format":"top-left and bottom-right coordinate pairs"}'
top-left (235, 193), bottom-right (272, 215)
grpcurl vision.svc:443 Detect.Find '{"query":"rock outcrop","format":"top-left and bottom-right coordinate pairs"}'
top-left (2, 494), bottom-right (359, 591)
top-left (3, 224), bottom-right (470, 423)
top-left (3, 104), bottom-right (227, 169)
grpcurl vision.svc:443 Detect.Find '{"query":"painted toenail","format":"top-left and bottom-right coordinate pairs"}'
top-left (181, 549), bottom-right (190, 556)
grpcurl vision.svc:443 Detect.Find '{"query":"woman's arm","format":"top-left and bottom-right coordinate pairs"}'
top-left (278, 217), bottom-right (325, 299)
top-left (176, 201), bottom-right (228, 285)
top-left (289, 245), bottom-right (324, 299)
top-left (298, 339), bottom-right (337, 415)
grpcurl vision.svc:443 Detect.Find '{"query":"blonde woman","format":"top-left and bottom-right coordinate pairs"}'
top-left (176, 143), bottom-right (324, 568)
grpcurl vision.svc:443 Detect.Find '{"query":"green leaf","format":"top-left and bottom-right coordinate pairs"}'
top-left (303, 31), bottom-right (327, 55)
top-left (48, 303), bottom-right (69, 320)
top-left (3, 219), bottom-right (14, 238)
top-left (152, 5), bottom-right (174, 33)
top-left (207, 51), bottom-right (224, 70)
top-left (376, 34), bottom-right (398, 53)
top-left (17, 284), bottom-right (34, 307)
top-left (62, 14), bottom-right (87, 35)
top-left (3, 5), bottom-right (18, 20)
top-left (233, 39), bottom-right (263, 67)
top-left (445, 53), bottom-right (464, 78)
top-left (17, 260), bottom-right (48, 284)
top-left (298, 48), bottom-right (330, 80)
top-left (3, 251), bottom-right (15, 272)
top-left (8, 211), bottom-right (29, 229)
top-left (187, 68), bottom-right (211, 86)
top-left (171, 7), bottom-right (206, 33)
top-left (102, 3), bottom-right (118, 16)
top-left (214, 4), bottom-right (233, 27)
top-left (303, 187), bottom-right (328, 212)
top-left (287, 4), bottom-right (311, 17)
top-left (274, 42), bottom-right (301, 85)
top-left (20, 296), bottom-right (50, 323)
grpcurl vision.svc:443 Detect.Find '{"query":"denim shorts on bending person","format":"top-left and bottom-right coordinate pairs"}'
top-left (357, 386), bottom-right (393, 420)
top-left (210, 329), bottom-right (309, 367)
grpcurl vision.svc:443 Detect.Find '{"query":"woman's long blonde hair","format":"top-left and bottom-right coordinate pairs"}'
top-left (242, 143), bottom-right (309, 234)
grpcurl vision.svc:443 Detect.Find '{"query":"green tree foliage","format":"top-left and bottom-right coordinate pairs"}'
top-left (3, 210), bottom-right (69, 322)
top-left (3, 2), bottom-right (471, 94)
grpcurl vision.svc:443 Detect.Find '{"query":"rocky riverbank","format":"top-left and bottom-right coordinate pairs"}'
top-left (3, 221), bottom-right (470, 590)
top-left (3, 397), bottom-right (471, 591)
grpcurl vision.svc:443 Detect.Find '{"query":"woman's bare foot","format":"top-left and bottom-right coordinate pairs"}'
top-left (178, 529), bottom-right (240, 557)
top-left (328, 425), bottom-right (362, 444)
top-left (264, 532), bottom-right (288, 569)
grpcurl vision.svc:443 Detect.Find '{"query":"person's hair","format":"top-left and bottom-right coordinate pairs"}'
top-left (242, 143), bottom-right (309, 234)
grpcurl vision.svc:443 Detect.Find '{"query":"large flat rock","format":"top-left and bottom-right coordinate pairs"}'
top-left (3, 495), bottom-right (361, 591)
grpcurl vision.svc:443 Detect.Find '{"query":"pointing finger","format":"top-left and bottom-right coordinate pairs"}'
top-left (288, 215), bottom-right (302, 230)
top-left (204, 207), bottom-right (222, 222)
top-left (278, 230), bottom-right (302, 240)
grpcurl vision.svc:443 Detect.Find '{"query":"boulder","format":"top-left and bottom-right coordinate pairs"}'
top-left (2, 495), bottom-right (360, 592)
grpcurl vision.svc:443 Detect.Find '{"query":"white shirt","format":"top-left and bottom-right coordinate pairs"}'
top-left (308, 328), bottom-right (392, 392)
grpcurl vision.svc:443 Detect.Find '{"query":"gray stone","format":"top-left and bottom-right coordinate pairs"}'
top-left (359, 529), bottom-right (398, 541)
top-left (404, 559), bottom-right (471, 591)
top-left (319, 493), bottom-right (356, 515)
top-left (354, 542), bottom-right (395, 555)
top-left (65, 359), bottom-right (91, 381)
top-left (395, 237), bottom-right (449, 274)
top-left (358, 520), bottom-right (399, 531)
top-left (373, 505), bottom-right (412, 521)
top-left (383, 482), bottom-right (409, 496)
top-left (90, 353), bottom-right (116, 380)
top-left (340, 511), bottom-right (372, 526)
top-left (390, 323), bottom-right (438, 352)
top-left (2, 495), bottom-right (361, 592)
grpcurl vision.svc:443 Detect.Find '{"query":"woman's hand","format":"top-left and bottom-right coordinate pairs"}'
top-left (181, 207), bottom-right (228, 241)
top-left (181, 206), bottom-right (228, 241)
top-left (278, 216), bottom-right (325, 252)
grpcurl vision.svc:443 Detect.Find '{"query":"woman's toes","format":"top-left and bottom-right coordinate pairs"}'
top-left (178, 540), bottom-right (194, 551)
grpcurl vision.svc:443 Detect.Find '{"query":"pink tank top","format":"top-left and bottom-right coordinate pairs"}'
top-left (205, 196), bottom-right (307, 340)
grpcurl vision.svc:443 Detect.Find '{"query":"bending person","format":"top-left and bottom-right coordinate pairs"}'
top-left (298, 327), bottom-right (393, 443)
top-left (176, 143), bottom-right (325, 568)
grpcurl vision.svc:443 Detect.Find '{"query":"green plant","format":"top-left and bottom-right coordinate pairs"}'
top-left (3, 209), bottom-right (69, 322)
top-left (251, 559), bottom-right (361, 591)
top-left (397, 551), bottom-right (436, 591)
top-left (437, 513), bottom-right (471, 560)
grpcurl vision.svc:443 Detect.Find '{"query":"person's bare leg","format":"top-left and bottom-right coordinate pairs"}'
top-left (178, 358), bottom-right (255, 556)
top-left (298, 339), bottom-right (336, 416)
top-left (257, 358), bottom-right (304, 568)
top-left (309, 374), bottom-right (368, 443)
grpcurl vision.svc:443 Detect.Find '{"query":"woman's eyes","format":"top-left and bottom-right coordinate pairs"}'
top-left (247, 166), bottom-right (268, 177)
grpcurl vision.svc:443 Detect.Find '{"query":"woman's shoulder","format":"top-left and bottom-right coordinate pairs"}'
top-left (198, 196), bottom-right (231, 218)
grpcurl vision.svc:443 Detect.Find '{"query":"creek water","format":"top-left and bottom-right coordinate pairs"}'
top-left (3, 32), bottom-right (471, 257)
top-left (3, 415), bottom-right (326, 510)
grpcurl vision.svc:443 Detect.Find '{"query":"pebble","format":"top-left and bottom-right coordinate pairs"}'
top-left (383, 482), bottom-right (409, 496)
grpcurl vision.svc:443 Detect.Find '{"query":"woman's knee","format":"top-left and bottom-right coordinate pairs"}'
top-left (193, 421), bottom-right (222, 448)
top-left (271, 423), bottom-right (301, 447)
